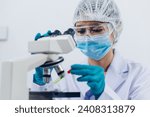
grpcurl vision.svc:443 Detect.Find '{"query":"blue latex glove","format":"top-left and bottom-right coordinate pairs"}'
top-left (33, 67), bottom-right (46, 86)
top-left (70, 64), bottom-right (105, 99)
top-left (34, 30), bottom-right (51, 41)
top-left (33, 30), bottom-right (51, 85)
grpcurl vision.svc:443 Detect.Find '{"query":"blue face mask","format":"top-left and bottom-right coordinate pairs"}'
top-left (76, 34), bottom-right (112, 60)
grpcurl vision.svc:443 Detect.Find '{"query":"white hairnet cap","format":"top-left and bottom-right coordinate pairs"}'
top-left (73, 0), bottom-right (123, 44)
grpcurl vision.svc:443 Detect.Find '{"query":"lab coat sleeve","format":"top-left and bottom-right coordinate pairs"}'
top-left (97, 84), bottom-right (121, 100)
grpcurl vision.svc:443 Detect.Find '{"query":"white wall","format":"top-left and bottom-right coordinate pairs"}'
top-left (116, 0), bottom-right (150, 66)
top-left (0, 0), bottom-right (150, 66)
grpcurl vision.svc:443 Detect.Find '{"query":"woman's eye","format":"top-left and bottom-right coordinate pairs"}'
top-left (94, 29), bottom-right (103, 32)
top-left (92, 28), bottom-right (104, 33)
top-left (77, 28), bottom-right (86, 34)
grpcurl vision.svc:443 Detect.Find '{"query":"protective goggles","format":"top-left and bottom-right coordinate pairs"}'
top-left (73, 23), bottom-right (113, 36)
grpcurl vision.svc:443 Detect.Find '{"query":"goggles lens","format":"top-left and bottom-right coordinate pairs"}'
top-left (74, 23), bottom-right (110, 36)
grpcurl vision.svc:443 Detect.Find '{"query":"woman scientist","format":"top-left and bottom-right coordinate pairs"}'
top-left (33, 0), bottom-right (150, 100)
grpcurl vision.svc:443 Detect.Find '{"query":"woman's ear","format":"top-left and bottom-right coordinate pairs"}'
top-left (109, 32), bottom-right (115, 43)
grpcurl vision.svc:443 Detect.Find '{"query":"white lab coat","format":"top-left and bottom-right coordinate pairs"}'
top-left (31, 50), bottom-right (150, 100)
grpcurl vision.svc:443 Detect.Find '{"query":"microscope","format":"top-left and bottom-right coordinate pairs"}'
top-left (29, 29), bottom-right (80, 100)
top-left (32, 29), bottom-right (75, 85)
top-left (0, 28), bottom-right (80, 100)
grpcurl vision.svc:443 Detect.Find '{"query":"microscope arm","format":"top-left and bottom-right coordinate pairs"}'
top-left (0, 54), bottom-right (48, 100)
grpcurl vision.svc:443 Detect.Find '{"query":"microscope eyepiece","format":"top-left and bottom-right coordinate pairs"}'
top-left (63, 28), bottom-right (75, 37)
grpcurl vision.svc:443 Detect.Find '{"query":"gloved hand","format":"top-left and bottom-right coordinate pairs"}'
top-left (34, 30), bottom-right (52, 41)
top-left (33, 67), bottom-right (46, 86)
top-left (70, 64), bottom-right (105, 99)
top-left (33, 30), bottom-right (52, 85)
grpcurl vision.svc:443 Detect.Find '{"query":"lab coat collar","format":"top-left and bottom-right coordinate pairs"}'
top-left (106, 49), bottom-right (129, 91)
